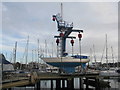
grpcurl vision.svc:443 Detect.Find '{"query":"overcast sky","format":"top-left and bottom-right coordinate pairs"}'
top-left (1, 1), bottom-right (118, 64)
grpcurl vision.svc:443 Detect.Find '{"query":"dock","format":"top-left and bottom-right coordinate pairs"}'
top-left (2, 71), bottom-right (120, 90)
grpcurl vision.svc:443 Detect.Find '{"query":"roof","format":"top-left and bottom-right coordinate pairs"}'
top-left (0, 54), bottom-right (12, 64)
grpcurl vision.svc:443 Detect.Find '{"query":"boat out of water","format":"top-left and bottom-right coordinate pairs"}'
top-left (41, 55), bottom-right (90, 73)
top-left (41, 4), bottom-right (90, 73)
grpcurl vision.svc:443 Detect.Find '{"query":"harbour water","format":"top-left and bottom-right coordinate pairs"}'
top-left (11, 77), bottom-right (120, 90)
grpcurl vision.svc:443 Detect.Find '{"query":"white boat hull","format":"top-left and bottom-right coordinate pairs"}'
top-left (41, 57), bottom-right (89, 63)
top-left (41, 55), bottom-right (90, 73)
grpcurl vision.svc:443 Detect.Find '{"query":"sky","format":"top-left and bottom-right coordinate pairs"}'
top-left (1, 1), bottom-right (118, 64)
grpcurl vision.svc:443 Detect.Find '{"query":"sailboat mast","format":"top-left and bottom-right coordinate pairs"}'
top-left (106, 34), bottom-right (108, 69)
top-left (101, 43), bottom-right (106, 65)
top-left (32, 50), bottom-right (34, 68)
top-left (61, 3), bottom-right (63, 22)
top-left (25, 36), bottom-right (29, 68)
top-left (14, 41), bottom-right (17, 64)
top-left (90, 48), bottom-right (93, 63)
top-left (10, 52), bottom-right (13, 63)
top-left (38, 39), bottom-right (40, 64)
top-left (53, 3), bottom-right (83, 57)
top-left (60, 3), bottom-right (63, 57)
top-left (93, 44), bottom-right (97, 68)
top-left (111, 46), bottom-right (114, 67)
top-left (45, 40), bottom-right (47, 57)
top-left (51, 42), bottom-right (53, 57)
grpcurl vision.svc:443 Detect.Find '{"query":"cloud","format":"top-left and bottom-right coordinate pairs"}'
top-left (88, 2), bottom-right (118, 24)
top-left (2, 2), bottom-right (118, 63)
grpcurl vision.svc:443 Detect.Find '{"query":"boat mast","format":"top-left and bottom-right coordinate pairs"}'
top-left (25, 36), bottom-right (29, 69)
top-left (13, 41), bottom-right (17, 64)
top-left (51, 42), bottom-right (53, 57)
top-left (101, 43), bottom-right (106, 65)
top-left (13, 41), bottom-right (17, 69)
top-left (53, 3), bottom-right (83, 57)
top-left (61, 3), bottom-right (63, 22)
top-left (90, 48), bottom-right (93, 64)
top-left (45, 40), bottom-right (47, 57)
top-left (10, 52), bottom-right (13, 63)
top-left (59, 3), bottom-right (63, 57)
top-left (32, 50), bottom-right (34, 68)
top-left (37, 39), bottom-right (40, 68)
top-left (93, 44), bottom-right (97, 69)
top-left (106, 34), bottom-right (109, 69)
top-left (111, 46), bottom-right (115, 67)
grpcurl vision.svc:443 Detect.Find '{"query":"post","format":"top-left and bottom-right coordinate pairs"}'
top-left (51, 80), bottom-right (53, 90)
top-left (67, 78), bottom-right (74, 90)
top-left (95, 78), bottom-right (100, 90)
top-left (62, 79), bottom-right (65, 89)
top-left (36, 80), bottom-right (40, 90)
top-left (79, 78), bottom-right (83, 90)
top-left (56, 79), bottom-right (61, 90)
top-left (86, 77), bottom-right (89, 90)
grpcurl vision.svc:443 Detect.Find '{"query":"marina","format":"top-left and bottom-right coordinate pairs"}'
top-left (1, 2), bottom-right (119, 90)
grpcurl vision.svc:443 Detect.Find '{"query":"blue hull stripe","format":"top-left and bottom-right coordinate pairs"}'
top-left (47, 62), bottom-right (87, 73)
top-left (47, 62), bottom-right (86, 67)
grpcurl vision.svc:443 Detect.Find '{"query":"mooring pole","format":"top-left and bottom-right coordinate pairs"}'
top-left (36, 80), bottom-right (40, 90)
top-left (95, 78), bottom-right (100, 90)
top-left (51, 80), bottom-right (53, 90)
top-left (67, 78), bottom-right (74, 90)
top-left (62, 79), bottom-right (65, 89)
top-left (79, 78), bottom-right (83, 90)
top-left (56, 79), bottom-right (61, 90)
top-left (86, 77), bottom-right (89, 90)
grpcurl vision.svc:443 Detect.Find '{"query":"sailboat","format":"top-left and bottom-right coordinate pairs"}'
top-left (100, 35), bottom-right (119, 76)
top-left (41, 3), bottom-right (89, 73)
top-left (41, 56), bottom-right (89, 73)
